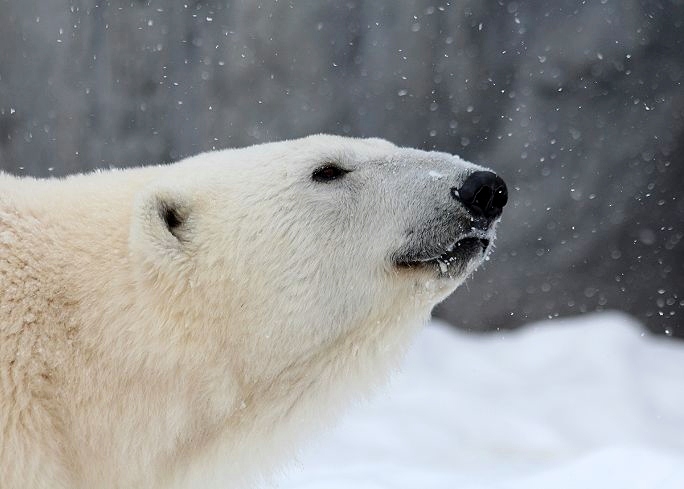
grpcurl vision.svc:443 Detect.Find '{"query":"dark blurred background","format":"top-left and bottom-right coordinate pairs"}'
top-left (1, 1), bottom-right (682, 337)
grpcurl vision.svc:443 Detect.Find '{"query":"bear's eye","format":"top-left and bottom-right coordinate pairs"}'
top-left (311, 164), bottom-right (349, 183)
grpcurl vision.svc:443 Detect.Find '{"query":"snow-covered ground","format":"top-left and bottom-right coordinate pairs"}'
top-left (277, 312), bottom-right (684, 489)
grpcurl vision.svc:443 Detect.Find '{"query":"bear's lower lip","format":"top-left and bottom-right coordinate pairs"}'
top-left (395, 236), bottom-right (489, 272)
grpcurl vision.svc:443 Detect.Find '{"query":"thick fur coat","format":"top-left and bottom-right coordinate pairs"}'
top-left (0, 135), bottom-right (500, 488)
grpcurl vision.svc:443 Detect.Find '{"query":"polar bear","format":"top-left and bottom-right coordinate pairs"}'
top-left (0, 135), bottom-right (507, 489)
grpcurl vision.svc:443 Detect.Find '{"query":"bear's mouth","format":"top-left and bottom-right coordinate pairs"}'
top-left (395, 236), bottom-right (490, 274)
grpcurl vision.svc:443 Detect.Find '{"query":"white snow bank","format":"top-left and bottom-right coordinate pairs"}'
top-left (277, 312), bottom-right (684, 489)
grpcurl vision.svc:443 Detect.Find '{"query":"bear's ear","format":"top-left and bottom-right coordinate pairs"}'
top-left (157, 196), bottom-right (189, 242)
top-left (131, 185), bottom-right (194, 254)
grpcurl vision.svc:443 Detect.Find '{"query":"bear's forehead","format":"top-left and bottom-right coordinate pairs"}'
top-left (303, 135), bottom-right (461, 167)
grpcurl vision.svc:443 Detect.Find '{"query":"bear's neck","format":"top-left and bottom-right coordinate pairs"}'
top-left (70, 295), bottom-right (428, 488)
top-left (166, 306), bottom-right (429, 488)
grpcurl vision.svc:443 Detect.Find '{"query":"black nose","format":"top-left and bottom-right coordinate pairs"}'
top-left (452, 171), bottom-right (508, 220)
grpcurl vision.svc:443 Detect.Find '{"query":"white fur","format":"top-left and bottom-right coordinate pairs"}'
top-left (0, 135), bottom-right (493, 488)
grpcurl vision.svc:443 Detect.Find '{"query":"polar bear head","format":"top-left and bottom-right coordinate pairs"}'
top-left (129, 133), bottom-right (506, 401)
top-left (130, 135), bottom-right (507, 381)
